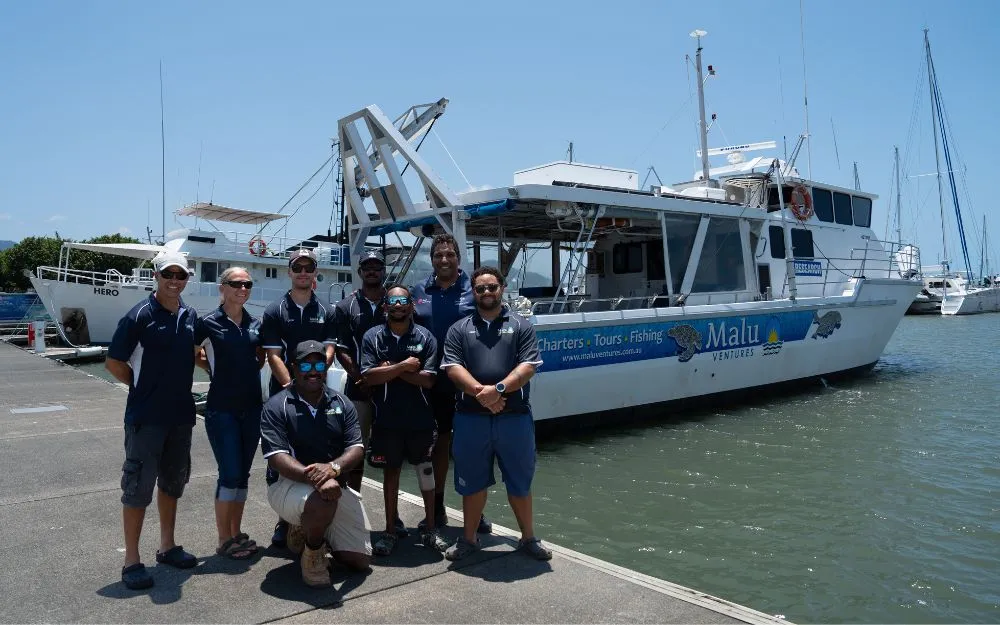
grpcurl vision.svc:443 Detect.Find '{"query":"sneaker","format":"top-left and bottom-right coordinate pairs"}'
top-left (271, 520), bottom-right (289, 548)
top-left (393, 516), bottom-right (409, 537)
top-left (517, 536), bottom-right (552, 561)
top-left (419, 528), bottom-right (449, 552)
top-left (300, 543), bottom-right (331, 587)
top-left (477, 514), bottom-right (492, 534)
top-left (286, 524), bottom-right (306, 555)
top-left (444, 536), bottom-right (480, 561)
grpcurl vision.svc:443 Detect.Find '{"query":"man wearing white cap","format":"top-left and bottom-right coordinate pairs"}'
top-left (106, 250), bottom-right (200, 590)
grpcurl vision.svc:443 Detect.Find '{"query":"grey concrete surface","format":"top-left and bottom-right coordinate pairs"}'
top-left (0, 342), bottom-right (787, 624)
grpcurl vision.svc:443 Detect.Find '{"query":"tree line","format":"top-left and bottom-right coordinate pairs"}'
top-left (0, 234), bottom-right (144, 292)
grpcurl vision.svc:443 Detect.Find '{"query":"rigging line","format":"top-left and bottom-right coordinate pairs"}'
top-left (259, 154), bottom-right (334, 236)
top-left (629, 92), bottom-right (696, 168)
top-left (431, 127), bottom-right (473, 190)
top-left (399, 117), bottom-right (436, 177)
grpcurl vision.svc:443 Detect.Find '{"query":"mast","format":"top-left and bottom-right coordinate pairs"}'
top-left (691, 29), bottom-right (711, 184)
top-left (924, 30), bottom-right (948, 275)
top-left (159, 61), bottom-right (166, 244)
top-left (894, 146), bottom-right (902, 244)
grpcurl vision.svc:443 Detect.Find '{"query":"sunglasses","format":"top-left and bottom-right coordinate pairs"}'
top-left (386, 295), bottom-right (410, 306)
top-left (291, 263), bottom-right (317, 274)
top-left (474, 283), bottom-right (501, 294)
top-left (298, 361), bottom-right (327, 373)
top-left (159, 269), bottom-right (189, 281)
top-left (224, 280), bottom-right (253, 290)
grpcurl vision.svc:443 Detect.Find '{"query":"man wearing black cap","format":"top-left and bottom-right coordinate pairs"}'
top-left (260, 248), bottom-right (337, 547)
top-left (260, 340), bottom-right (371, 588)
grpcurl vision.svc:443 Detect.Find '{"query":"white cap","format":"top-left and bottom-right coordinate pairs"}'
top-left (153, 251), bottom-right (189, 273)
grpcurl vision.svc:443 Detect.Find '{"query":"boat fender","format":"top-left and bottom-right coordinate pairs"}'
top-left (790, 185), bottom-right (814, 221)
top-left (248, 237), bottom-right (268, 256)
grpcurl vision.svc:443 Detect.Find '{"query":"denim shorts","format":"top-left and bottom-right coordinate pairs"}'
top-left (120, 423), bottom-right (193, 508)
top-left (451, 412), bottom-right (536, 497)
top-left (204, 407), bottom-right (261, 502)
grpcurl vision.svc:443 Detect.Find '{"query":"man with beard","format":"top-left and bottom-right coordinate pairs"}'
top-left (260, 248), bottom-right (337, 547)
top-left (260, 340), bottom-right (371, 587)
top-left (411, 234), bottom-right (491, 535)
top-left (360, 285), bottom-right (449, 555)
top-left (440, 266), bottom-right (551, 562)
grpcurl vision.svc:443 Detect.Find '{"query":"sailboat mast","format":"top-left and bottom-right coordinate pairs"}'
top-left (691, 30), bottom-right (711, 184)
top-left (894, 146), bottom-right (902, 244)
top-left (159, 61), bottom-right (166, 244)
top-left (924, 30), bottom-right (948, 272)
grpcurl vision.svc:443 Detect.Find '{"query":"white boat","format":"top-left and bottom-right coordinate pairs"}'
top-left (335, 37), bottom-right (919, 427)
top-left (28, 203), bottom-right (356, 344)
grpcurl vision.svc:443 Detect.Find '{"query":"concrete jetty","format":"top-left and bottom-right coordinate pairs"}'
top-left (0, 341), bottom-right (789, 624)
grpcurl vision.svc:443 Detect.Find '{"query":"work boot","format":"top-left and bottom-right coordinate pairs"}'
top-left (300, 543), bottom-right (331, 588)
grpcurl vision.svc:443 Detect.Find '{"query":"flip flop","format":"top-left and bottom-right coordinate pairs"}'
top-left (155, 545), bottom-right (198, 569)
top-left (216, 537), bottom-right (254, 560)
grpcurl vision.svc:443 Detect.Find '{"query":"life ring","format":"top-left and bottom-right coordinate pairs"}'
top-left (789, 185), bottom-right (813, 221)
top-left (248, 237), bottom-right (268, 256)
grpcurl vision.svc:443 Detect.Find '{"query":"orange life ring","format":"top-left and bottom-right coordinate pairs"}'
top-left (789, 185), bottom-right (813, 221)
top-left (248, 237), bottom-right (268, 256)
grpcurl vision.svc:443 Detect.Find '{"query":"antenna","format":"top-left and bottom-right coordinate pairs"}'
top-left (159, 60), bottom-right (166, 244)
top-left (894, 146), bottom-right (902, 245)
top-left (852, 162), bottom-right (861, 190)
top-left (798, 0), bottom-right (812, 178)
top-left (566, 141), bottom-right (574, 163)
top-left (196, 140), bottom-right (203, 202)
top-left (830, 117), bottom-right (841, 170)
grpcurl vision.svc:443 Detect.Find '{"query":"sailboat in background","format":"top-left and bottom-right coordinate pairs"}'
top-left (918, 30), bottom-right (1000, 315)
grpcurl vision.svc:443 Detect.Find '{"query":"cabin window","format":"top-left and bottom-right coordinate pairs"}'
top-left (769, 225), bottom-right (785, 259)
top-left (200, 262), bottom-right (218, 283)
top-left (833, 191), bottom-right (853, 225)
top-left (338, 272), bottom-right (351, 283)
top-left (265, 267), bottom-right (278, 279)
top-left (813, 188), bottom-right (834, 223)
top-left (646, 240), bottom-right (666, 281)
top-left (692, 218), bottom-right (746, 292)
top-left (586, 249), bottom-right (606, 277)
top-left (852, 196), bottom-right (872, 228)
top-left (315, 273), bottom-right (325, 283)
top-left (791, 228), bottom-right (814, 259)
top-left (612, 242), bottom-right (643, 274)
top-left (187, 235), bottom-right (216, 244)
top-left (766, 186), bottom-right (795, 212)
top-left (664, 214), bottom-right (701, 293)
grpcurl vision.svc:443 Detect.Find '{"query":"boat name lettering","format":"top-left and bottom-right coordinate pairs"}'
top-left (793, 260), bottom-right (823, 277)
top-left (705, 318), bottom-right (760, 350)
top-left (93, 287), bottom-right (119, 297)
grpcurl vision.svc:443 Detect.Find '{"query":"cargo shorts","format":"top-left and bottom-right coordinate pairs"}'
top-left (120, 423), bottom-right (193, 508)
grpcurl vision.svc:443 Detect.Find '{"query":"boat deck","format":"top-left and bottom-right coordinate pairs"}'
top-left (0, 341), bottom-right (788, 624)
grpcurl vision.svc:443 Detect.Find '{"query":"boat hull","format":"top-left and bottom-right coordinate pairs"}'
top-left (940, 286), bottom-right (1000, 315)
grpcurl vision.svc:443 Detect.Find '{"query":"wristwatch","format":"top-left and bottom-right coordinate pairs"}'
top-left (495, 382), bottom-right (506, 394)
top-left (329, 462), bottom-right (341, 478)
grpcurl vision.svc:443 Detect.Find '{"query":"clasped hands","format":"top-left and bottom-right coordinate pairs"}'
top-left (303, 463), bottom-right (342, 501)
top-left (473, 384), bottom-right (506, 414)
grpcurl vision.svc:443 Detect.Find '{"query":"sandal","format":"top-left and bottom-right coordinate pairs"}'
top-left (155, 545), bottom-right (198, 569)
top-left (216, 537), bottom-right (254, 560)
top-left (121, 562), bottom-right (154, 590)
top-left (372, 532), bottom-right (398, 556)
top-left (234, 532), bottom-right (258, 553)
top-left (517, 536), bottom-right (553, 561)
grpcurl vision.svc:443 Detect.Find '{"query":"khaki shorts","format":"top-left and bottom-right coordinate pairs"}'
top-left (267, 477), bottom-right (372, 556)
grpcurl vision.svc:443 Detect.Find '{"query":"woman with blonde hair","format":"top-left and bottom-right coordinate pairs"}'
top-left (194, 266), bottom-right (265, 559)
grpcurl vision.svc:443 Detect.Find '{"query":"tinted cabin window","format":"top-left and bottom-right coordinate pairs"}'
top-left (692, 218), bottom-right (746, 292)
top-left (646, 240), bottom-right (666, 280)
top-left (612, 242), bottom-right (643, 274)
top-left (769, 225), bottom-right (785, 259)
top-left (813, 188), bottom-right (834, 222)
top-left (767, 186), bottom-right (795, 212)
top-left (852, 196), bottom-right (872, 228)
top-left (664, 214), bottom-right (701, 293)
top-left (833, 192), bottom-right (853, 225)
top-left (791, 229), bottom-right (814, 259)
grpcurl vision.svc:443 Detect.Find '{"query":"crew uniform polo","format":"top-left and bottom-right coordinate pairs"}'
top-left (108, 293), bottom-right (198, 426)
top-left (440, 306), bottom-right (543, 415)
top-left (412, 270), bottom-right (474, 394)
top-left (359, 322), bottom-right (437, 430)
top-left (260, 291), bottom-right (336, 388)
top-left (259, 386), bottom-right (363, 486)
top-left (334, 290), bottom-right (386, 400)
top-left (194, 306), bottom-right (262, 413)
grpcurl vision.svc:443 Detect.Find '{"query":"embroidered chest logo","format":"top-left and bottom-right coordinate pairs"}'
top-left (325, 406), bottom-right (343, 416)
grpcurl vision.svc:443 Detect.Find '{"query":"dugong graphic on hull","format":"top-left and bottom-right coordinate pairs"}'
top-left (811, 310), bottom-right (842, 339)
top-left (668, 324), bottom-right (702, 362)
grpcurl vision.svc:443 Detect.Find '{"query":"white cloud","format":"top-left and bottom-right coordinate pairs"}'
top-left (46, 215), bottom-right (67, 223)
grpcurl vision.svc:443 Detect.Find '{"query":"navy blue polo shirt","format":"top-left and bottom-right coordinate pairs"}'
top-left (411, 270), bottom-right (474, 393)
top-left (441, 306), bottom-right (543, 415)
top-left (259, 386), bottom-right (363, 486)
top-left (359, 322), bottom-right (437, 430)
top-left (260, 291), bottom-right (336, 388)
top-left (194, 306), bottom-right (262, 413)
top-left (334, 290), bottom-right (386, 400)
top-left (108, 293), bottom-right (198, 426)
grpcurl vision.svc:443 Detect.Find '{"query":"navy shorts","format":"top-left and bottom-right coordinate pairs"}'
top-left (120, 423), bottom-right (193, 508)
top-left (451, 412), bottom-right (535, 497)
top-left (367, 426), bottom-right (436, 470)
top-left (429, 389), bottom-right (455, 433)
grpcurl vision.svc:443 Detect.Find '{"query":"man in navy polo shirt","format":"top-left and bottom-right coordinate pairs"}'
top-left (411, 233), bottom-right (491, 534)
top-left (260, 247), bottom-right (337, 547)
top-left (360, 284), bottom-right (449, 555)
top-left (440, 266), bottom-right (551, 562)
top-left (260, 340), bottom-right (371, 588)
top-left (106, 250), bottom-right (200, 590)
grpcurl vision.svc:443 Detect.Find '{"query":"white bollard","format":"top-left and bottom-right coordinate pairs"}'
top-left (33, 320), bottom-right (46, 353)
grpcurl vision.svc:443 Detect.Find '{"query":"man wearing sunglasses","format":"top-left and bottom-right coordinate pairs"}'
top-left (106, 251), bottom-right (200, 590)
top-left (359, 285), bottom-right (449, 554)
top-left (260, 340), bottom-right (371, 587)
top-left (440, 266), bottom-right (551, 562)
top-left (260, 248), bottom-right (337, 547)
top-left (411, 233), bottom-right (491, 535)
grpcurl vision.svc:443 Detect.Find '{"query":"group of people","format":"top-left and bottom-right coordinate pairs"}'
top-left (107, 234), bottom-right (551, 591)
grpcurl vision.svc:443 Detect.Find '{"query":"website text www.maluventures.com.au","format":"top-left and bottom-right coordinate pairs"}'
top-left (559, 347), bottom-right (643, 363)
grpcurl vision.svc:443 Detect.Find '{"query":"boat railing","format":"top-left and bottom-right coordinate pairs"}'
top-left (188, 230), bottom-right (351, 267)
top-left (791, 239), bottom-right (910, 296)
top-left (530, 291), bottom-right (760, 315)
top-left (34, 265), bottom-right (155, 287)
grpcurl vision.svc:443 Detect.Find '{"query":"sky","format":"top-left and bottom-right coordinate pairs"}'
top-left (1, 0), bottom-right (998, 272)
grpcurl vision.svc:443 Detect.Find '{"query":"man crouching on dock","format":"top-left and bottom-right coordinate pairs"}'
top-left (106, 251), bottom-right (200, 590)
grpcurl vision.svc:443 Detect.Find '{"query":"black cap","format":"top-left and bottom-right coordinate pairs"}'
top-left (359, 250), bottom-right (385, 266)
top-left (294, 340), bottom-right (325, 361)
